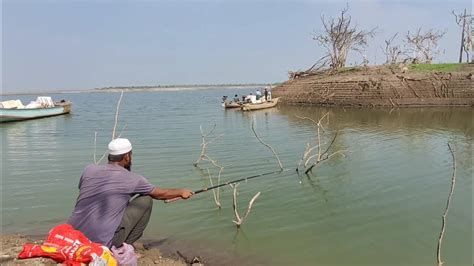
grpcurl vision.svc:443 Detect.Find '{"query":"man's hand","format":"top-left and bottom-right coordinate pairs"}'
top-left (150, 187), bottom-right (194, 201)
top-left (180, 189), bottom-right (194, 199)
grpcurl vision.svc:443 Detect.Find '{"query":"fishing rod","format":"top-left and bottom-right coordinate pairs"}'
top-left (164, 168), bottom-right (292, 203)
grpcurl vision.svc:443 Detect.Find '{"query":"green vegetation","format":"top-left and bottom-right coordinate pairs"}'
top-left (409, 63), bottom-right (463, 72)
top-left (337, 66), bottom-right (358, 73)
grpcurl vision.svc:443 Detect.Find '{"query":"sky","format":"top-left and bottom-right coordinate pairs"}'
top-left (1, 0), bottom-right (472, 94)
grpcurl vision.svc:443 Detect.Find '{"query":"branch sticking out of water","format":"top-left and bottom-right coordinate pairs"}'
top-left (436, 143), bottom-right (457, 266)
top-left (207, 168), bottom-right (222, 209)
top-left (251, 117), bottom-right (284, 171)
top-left (295, 113), bottom-right (346, 174)
top-left (95, 124), bottom-right (128, 165)
top-left (94, 131), bottom-right (98, 163)
top-left (229, 183), bottom-right (261, 228)
top-left (111, 90), bottom-right (124, 140)
top-left (193, 123), bottom-right (224, 208)
top-left (93, 91), bottom-right (129, 165)
top-left (194, 123), bottom-right (224, 167)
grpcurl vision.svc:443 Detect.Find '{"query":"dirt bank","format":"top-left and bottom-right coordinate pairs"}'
top-left (272, 64), bottom-right (474, 107)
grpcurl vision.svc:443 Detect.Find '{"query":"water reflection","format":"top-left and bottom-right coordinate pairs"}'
top-left (278, 105), bottom-right (473, 136)
top-left (3, 117), bottom-right (61, 171)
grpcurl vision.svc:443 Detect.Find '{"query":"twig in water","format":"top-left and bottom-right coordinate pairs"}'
top-left (193, 123), bottom-right (225, 208)
top-left (194, 123), bottom-right (224, 166)
top-left (111, 90), bottom-right (124, 140)
top-left (207, 168), bottom-right (222, 209)
top-left (93, 92), bottom-right (127, 165)
top-left (94, 132), bottom-right (98, 164)
top-left (295, 113), bottom-right (346, 174)
top-left (229, 183), bottom-right (261, 228)
top-left (436, 143), bottom-right (457, 266)
top-left (95, 125), bottom-right (128, 165)
top-left (251, 117), bottom-right (283, 170)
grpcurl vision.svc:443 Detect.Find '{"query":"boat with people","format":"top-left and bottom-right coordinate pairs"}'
top-left (222, 94), bottom-right (244, 109)
top-left (0, 96), bottom-right (72, 123)
top-left (223, 101), bottom-right (242, 109)
top-left (241, 97), bottom-right (279, 111)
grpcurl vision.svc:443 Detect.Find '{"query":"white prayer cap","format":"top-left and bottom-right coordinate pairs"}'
top-left (108, 138), bottom-right (132, 155)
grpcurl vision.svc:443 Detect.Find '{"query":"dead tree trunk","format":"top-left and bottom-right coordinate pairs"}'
top-left (452, 9), bottom-right (472, 63)
top-left (458, 9), bottom-right (466, 63)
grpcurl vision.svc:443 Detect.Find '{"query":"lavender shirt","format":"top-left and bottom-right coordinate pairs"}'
top-left (68, 164), bottom-right (155, 246)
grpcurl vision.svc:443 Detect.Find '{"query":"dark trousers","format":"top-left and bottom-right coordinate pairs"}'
top-left (111, 195), bottom-right (153, 247)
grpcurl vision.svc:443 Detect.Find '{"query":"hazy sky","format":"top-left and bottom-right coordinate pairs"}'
top-left (2, 0), bottom-right (471, 94)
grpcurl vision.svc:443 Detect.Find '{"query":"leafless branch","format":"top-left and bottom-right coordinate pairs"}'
top-left (382, 33), bottom-right (403, 64)
top-left (94, 92), bottom-right (128, 165)
top-left (207, 169), bottom-right (222, 209)
top-left (96, 152), bottom-right (107, 165)
top-left (93, 132), bottom-right (98, 163)
top-left (405, 28), bottom-right (445, 63)
top-left (251, 118), bottom-right (283, 170)
top-left (194, 123), bottom-right (224, 167)
top-left (288, 55), bottom-right (330, 80)
top-left (193, 123), bottom-right (225, 208)
top-left (436, 143), bottom-right (457, 266)
top-left (111, 90), bottom-right (124, 140)
top-left (116, 124), bottom-right (128, 138)
top-left (95, 125), bottom-right (128, 165)
top-left (295, 113), bottom-right (346, 174)
top-left (229, 183), bottom-right (261, 228)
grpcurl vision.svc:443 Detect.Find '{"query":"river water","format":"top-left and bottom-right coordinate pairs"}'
top-left (1, 89), bottom-right (472, 265)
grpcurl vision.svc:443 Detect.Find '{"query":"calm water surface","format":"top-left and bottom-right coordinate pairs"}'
top-left (1, 89), bottom-right (472, 265)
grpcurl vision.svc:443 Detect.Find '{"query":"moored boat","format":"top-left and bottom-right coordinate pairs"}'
top-left (0, 97), bottom-right (72, 123)
top-left (241, 98), bottom-right (279, 111)
top-left (224, 101), bottom-right (242, 109)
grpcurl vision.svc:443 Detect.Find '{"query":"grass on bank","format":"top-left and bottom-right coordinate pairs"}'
top-left (409, 63), bottom-right (463, 72)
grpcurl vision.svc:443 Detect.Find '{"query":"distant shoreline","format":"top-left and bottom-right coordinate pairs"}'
top-left (1, 83), bottom-right (278, 97)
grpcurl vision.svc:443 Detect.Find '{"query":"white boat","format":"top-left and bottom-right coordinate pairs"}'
top-left (241, 98), bottom-right (279, 111)
top-left (0, 97), bottom-right (72, 123)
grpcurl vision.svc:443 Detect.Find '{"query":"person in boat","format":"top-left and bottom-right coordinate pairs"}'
top-left (256, 89), bottom-right (262, 100)
top-left (233, 94), bottom-right (240, 103)
top-left (68, 138), bottom-right (194, 249)
top-left (222, 96), bottom-right (228, 103)
top-left (244, 93), bottom-right (254, 103)
top-left (264, 88), bottom-right (269, 101)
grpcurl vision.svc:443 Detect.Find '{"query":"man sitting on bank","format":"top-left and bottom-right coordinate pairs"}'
top-left (68, 138), bottom-right (194, 248)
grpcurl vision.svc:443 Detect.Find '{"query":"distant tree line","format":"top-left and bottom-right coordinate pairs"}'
top-left (96, 83), bottom-right (281, 91)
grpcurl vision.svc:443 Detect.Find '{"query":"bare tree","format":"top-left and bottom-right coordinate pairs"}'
top-left (452, 9), bottom-right (472, 63)
top-left (313, 5), bottom-right (376, 70)
top-left (405, 28), bottom-right (445, 63)
top-left (382, 33), bottom-right (403, 64)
